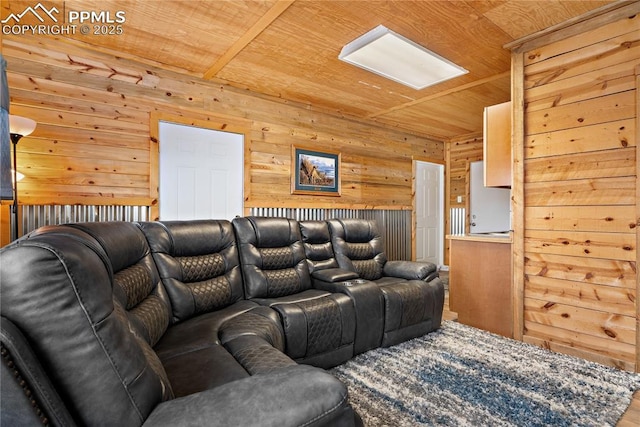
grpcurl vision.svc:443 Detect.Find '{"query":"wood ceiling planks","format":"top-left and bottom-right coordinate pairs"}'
top-left (1, 0), bottom-right (617, 140)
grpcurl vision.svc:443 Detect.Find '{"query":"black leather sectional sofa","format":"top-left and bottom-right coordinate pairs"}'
top-left (0, 217), bottom-right (444, 426)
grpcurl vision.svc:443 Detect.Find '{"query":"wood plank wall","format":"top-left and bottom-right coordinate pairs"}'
top-left (515, 8), bottom-right (639, 370)
top-left (444, 135), bottom-right (483, 264)
top-left (1, 36), bottom-right (443, 231)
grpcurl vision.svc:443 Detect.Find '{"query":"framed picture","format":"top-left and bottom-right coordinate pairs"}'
top-left (291, 146), bottom-right (340, 196)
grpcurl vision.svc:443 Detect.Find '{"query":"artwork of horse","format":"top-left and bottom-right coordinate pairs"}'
top-left (299, 155), bottom-right (333, 186)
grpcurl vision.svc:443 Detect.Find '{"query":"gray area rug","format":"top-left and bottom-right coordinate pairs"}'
top-left (331, 321), bottom-right (640, 426)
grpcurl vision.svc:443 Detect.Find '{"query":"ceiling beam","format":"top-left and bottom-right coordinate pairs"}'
top-left (366, 71), bottom-right (511, 118)
top-left (203, 0), bottom-right (296, 80)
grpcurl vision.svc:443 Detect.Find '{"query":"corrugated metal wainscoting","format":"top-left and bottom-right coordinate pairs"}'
top-left (20, 205), bottom-right (151, 236)
top-left (449, 207), bottom-right (466, 236)
top-left (250, 208), bottom-right (411, 261)
top-left (18, 206), bottom-right (411, 261)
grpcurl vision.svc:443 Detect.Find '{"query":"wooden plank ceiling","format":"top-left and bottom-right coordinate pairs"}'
top-left (1, 0), bottom-right (615, 141)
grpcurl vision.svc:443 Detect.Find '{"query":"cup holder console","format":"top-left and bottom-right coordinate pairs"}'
top-left (343, 279), bottom-right (369, 286)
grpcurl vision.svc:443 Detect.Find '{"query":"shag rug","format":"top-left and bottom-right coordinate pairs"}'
top-left (330, 321), bottom-right (640, 426)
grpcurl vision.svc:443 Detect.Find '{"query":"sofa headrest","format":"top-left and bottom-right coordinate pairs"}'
top-left (142, 220), bottom-right (236, 257)
top-left (299, 220), bottom-right (331, 244)
top-left (248, 216), bottom-right (300, 248)
top-left (27, 224), bottom-right (113, 278)
top-left (299, 221), bottom-right (339, 272)
top-left (338, 219), bottom-right (379, 243)
top-left (67, 222), bottom-right (152, 273)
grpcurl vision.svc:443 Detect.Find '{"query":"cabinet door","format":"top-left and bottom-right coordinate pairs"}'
top-left (483, 101), bottom-right (511, 187)
top-left (449, 239), bottom-right (513, 338)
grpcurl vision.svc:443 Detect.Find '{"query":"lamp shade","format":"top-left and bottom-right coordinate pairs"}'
top-left (9, 115), bottom-right (36, 137)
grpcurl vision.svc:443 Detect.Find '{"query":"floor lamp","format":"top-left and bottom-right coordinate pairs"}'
top-left (9, 115), bottom-right (36, 241)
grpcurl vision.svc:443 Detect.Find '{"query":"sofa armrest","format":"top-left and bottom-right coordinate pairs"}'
top-left (1, 316), bottom-right (77, 427)
top-left (143, 365), bottom-right (357, 427)
top-left (383, 260), bottom-right (438, 281)
top-left (311, 268), bottom-right (359, 283)
top-left (312, 279), bottom-right (384, 354)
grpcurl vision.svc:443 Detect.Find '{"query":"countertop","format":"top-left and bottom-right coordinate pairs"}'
top-left (446, 233), bottom-right (512, 243)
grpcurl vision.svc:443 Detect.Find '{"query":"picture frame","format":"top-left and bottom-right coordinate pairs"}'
top-left (291, 146), bottom-right (341, 196)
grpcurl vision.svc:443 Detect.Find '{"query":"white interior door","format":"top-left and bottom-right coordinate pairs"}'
top-left (159, 121), bottom-right (243, 220)
top-left (415, 161), bottom-right (444, 266)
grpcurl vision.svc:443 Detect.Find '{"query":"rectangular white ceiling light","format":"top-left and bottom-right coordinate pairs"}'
top-left (339, 25), bottom-right (468, 90)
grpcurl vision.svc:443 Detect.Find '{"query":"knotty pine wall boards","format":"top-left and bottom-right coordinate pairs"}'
top-left (508, 3), bottom-right (639, 371)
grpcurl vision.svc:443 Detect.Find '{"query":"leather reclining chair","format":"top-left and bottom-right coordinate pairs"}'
top-left (139, 220), bottom-right (296, 389)
top-left (0, 221), bottom-right (357, 426)
top-left (299, 220), bottom-right (385, 354)
top-left (328, 218), bottom-right (445, 347)
top-left (233, 216), bottom-right (357, 368)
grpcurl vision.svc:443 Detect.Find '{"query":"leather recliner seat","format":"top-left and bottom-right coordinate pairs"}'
top-left (328, 218), bottom-right (445, 347)
top-left (1, 216), bottom-right (445, 427)
top-left (0, 221), bottom-right (357, 426)
top-left (138, 220), bottom-right (297, 391)
top-left (232, 216), bottom-right (357, 368)
top-left (299, 220), bottom-right (385, 354)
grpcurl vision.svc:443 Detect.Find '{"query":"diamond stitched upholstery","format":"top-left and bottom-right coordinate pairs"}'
top-left (178, 253), bottom-right (225, 282)
top-left (260, 247), bottom-right (303, 297)
top-left (391, 283), bottom-right (428, 327)
top-left (328, 218), bottom-right (443, 348)
top-left (218, 308), bottom-right (294, 375)
top-left (328, 219), bottom-right (386, 281)
top-left (113, 301), bottom-right (173, 401)
top-left (233, 216), bottom-right (356, 367)
top-left (232, 216), bottom-right (312, 299)
top-left (112, 255), bottom-right (171, 348)
top-left (1, 218), bottom-right (392, 426)
top-left (264, 269), bottom-right (301, 297)
top-left (115, 263), bottom-right (154, 310)
top-left (220, 311), bottom-right (285, 351)
top-left (189, 276), bottom-right (232, 312)
top-left (139, 220), bottom-right (245, 323)
top-left (261, 247), bottom-right (295, 270)
top-left (130, 294), bottom-right (172, 346)
top-left (296, 298), bottom-right (342, 356)
top-left (346, 242), bottom-right (375, 260)
top-left (352, 259), bottom-right (383, 281)
top-left (48, 221), bottom-right (176, 418)
top-left (177, 253), bottom-right (234, 312)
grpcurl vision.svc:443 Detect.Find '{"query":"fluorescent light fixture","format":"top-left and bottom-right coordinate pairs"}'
top-left (339, 25), bottom-right (468, 90)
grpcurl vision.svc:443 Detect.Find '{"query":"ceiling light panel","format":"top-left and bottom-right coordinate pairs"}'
top-left (339, 25), bottom-right (468, 90)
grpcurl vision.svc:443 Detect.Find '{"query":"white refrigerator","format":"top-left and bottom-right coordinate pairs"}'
top-left (469, 161), bottom-right (511, 234)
